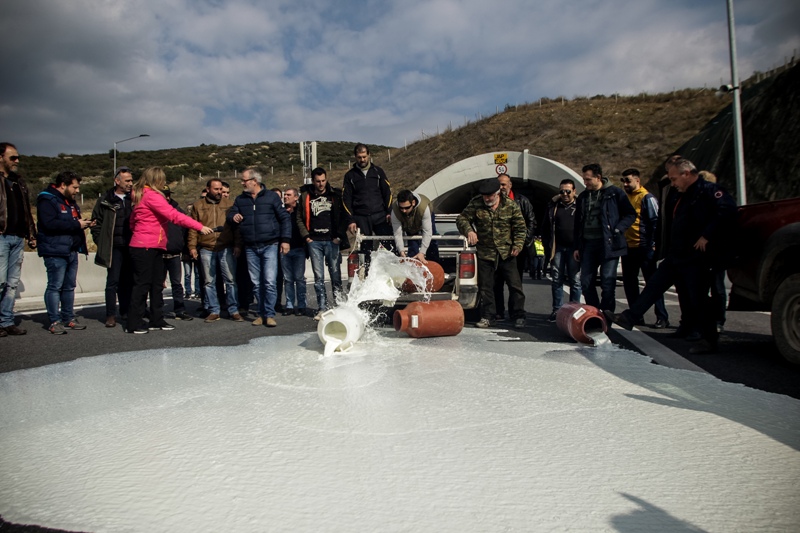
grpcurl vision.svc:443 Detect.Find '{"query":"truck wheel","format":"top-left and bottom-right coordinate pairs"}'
top-left (771, 273), bottom-right (800, 365)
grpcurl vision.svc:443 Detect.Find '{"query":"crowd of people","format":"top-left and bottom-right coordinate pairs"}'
top-left (1, 141), bottom-right (735, 353)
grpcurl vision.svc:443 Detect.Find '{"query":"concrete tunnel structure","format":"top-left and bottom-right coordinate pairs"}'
top-left (413, 149), bottom-right (584, 225)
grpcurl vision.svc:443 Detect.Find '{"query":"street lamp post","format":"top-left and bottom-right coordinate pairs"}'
top-left (725, 0), bottom-right (746, 206)
top-left (113, 134), bottom-right (150, 177)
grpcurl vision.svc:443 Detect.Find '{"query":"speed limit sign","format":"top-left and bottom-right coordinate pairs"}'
top-left (496, 164), bottom-right (508, 175)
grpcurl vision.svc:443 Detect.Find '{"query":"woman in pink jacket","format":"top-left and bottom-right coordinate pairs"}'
top-left (127, 167), bottom-right (213, 334)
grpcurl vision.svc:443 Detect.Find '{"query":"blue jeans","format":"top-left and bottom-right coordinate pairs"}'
top-left (307, 240), bottom-right (342, 310)
top-left (579, 239), bottom-right (620, 312)
top-left (183, 259), bottom-right (200, 295)
top-left (43, 252), bottom-right (79, 325)
top-left (550, 246), bottom-right (581, 312)
top-left (281, 247), bottom-right (307, 310)
top-left (199, 248), bottom-right (239, 315)
top-left (0, 235), bottom-right (25, 327)
top-left (246, 244), bottom-right (279, 319)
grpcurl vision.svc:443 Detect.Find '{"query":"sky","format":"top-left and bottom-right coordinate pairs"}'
top-left (2, 0), bottom-right (799, 157)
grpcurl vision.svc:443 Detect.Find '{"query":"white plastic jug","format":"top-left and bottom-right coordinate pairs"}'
top-left (317, 307), bottom-right (366, 356)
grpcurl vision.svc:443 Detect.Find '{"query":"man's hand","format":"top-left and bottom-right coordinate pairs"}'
top-left (233, 247), bottom-right (241, 258)
top-left (411, 252), bottom-right (427, 264)
top-left (573, 250), bottom-right (580, 262)
top-left (467, 231), bottom-right (478, 246)
top-left (280, 243), bottom-right (290, 255)
top-left (200, 226), bottom-right (214, 235)
top-left (79, 219), bottom-right (93, 230)
top-left (27, 238), bottom-right (37, 250)
top-left (232, 213), bottom-right (243, 223)
top-left (190, 249), bottom-right (198, 260)
top-left (348, 222), bottom-right (357, 233)
top-left (694, 236), bottom-right (709, 252)
top-left (510, 248), bottom-right (520, 257)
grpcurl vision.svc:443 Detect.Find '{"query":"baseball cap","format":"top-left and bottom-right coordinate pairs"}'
top-left (114, 166), bottom-right (132, 177)
top-left (478, 178), bottom-right (501, 195)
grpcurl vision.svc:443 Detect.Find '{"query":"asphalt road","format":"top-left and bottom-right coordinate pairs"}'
top-left (2, 276), bottom-right (799, 532)
top-left (2, 277), bottom-right (799, 402)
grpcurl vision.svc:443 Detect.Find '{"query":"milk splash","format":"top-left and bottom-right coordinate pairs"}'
top-left (317, 249), bottom-right (433, 356)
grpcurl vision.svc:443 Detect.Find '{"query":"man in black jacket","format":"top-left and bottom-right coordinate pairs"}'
top-left (0, 142), bottom-right (37, 337)
top-left (606, 158), bottom-right (737, 354)
top-left (541, 178), bottom-right (581, 321)
top-left (90, 166), bottom-right (134, 327)
top-left (573, 164), bottom-right (636, 313)
top-left (161, 186), bottom-right (193, 321)
top-left (342, 143), bottom-right (392, 256)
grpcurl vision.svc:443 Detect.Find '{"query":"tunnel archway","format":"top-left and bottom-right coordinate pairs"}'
top-left (414, 150), bottom-right (583, 228)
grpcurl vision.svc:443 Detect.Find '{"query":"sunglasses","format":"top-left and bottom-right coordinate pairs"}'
top-left (620, 178), bottom-right (632, 184)
top-left (9, 155), bottom-right (20, 162)
top-left (398, 204), bottom-right (413, 211)
top-left (559, 189), bottom-right (573, 195)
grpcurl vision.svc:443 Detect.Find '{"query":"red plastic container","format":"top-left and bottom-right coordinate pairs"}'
top-left (393, 300), bottom-right (465, 338)
top-left (555, 302), bottom-right (608, 344)
top-left (400, 259), bottom-right (445, 293)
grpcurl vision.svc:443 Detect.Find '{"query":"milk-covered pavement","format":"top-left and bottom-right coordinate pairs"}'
top-left (1, 327), bottom-right (798, 532)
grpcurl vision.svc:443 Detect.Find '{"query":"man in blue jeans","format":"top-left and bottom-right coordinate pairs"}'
top-left (297, 168), bottom-right (349, 319)
top-left (280, 187), bottom-right (307, 316)
top-left (36, 171), bottom-right (94, 334)
top-left (572, 164), bottom-right (636, 313)
top-left (541, 178), bottom-right (581, 321)
top-left (0, 142), bottom-right (38, 337)
top-left (229, 167), bottom-right (291, 327)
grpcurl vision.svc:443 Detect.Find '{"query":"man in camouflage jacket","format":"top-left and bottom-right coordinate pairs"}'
top-left (457, 178), bottom-right (527, 328)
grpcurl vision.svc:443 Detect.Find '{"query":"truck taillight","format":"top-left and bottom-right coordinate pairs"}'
top-left (347, 253), bottom-right (359, 279)
top-left (459, 252), bottom-right (475, 279)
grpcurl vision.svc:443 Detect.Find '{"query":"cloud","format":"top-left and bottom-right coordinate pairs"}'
top-left (2, 0), bottom-right (797, 156)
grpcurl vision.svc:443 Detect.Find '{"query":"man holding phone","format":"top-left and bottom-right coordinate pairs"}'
top-left (37, 171), bottom-right (94, 334)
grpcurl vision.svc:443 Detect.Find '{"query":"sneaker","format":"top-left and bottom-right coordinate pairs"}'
top-left (128, 328), bottom-right (149, 334)
top-left (282, 309), bottom-right (294, 317)
top-left (204, 313), bottom-right (221, 323)
top-left (64, 319), bottom-right (86, 330)
top-left (174, 312), bottom-right (194, 321)
top-left (514, 317), bottom-right (526, 328)
top-left (149, 322), bottom-right (176, 331)
top-left (547, 311), bottom-right (557, 322)
top-left (4, 325), bottom-right (27, 336)
top-left (105, 316), bottom-right (117, 328)
top-left (475, 318), bottom-right (494, 329)
top-left (265, 317), bottom-right (277, 327)
top-left (231, 313), bottom-right (244, 322)
top-left (49, 322), bottom-right (67, 335)
top-left (653, 319), bottom-right (669, 329)
top-left (314, 312), bottom-right (323, 321)
top-left (251, 316), bottom-right (263, 326)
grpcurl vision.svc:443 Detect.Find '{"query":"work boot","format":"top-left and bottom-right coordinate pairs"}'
top-left (265, 317), bottom-right (277, 327)
top-left (603, 310), bottom-right (635, 331)
top-left (231, 313), bottom-right (244, 322)
top-left (251, 317), bottom-right (263, 326)
top-left (204, 313), bottom-right (221, 323)
top-left (105, 316), bottom-right (116, 328)
top-left (4, 325), bottom-right (27, 336)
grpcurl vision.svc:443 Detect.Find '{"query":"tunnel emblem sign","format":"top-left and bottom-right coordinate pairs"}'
top-left (494, 153), bottom-right (508, 164)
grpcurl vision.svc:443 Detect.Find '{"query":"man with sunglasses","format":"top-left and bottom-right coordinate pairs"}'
top-left (0, 143), bottom-right (37, 337)
top-left (619, 168), bottom-right (668, 328)
top-left (391, 189), bottom-right (439, 264)
top-left (541, 179), bottom-right (581, 321)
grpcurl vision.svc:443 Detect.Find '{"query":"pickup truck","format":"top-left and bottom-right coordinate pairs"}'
top-left (727, 197), bottom-right (800, 365)
top-left (346, 214), bottom-right (480, 315)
